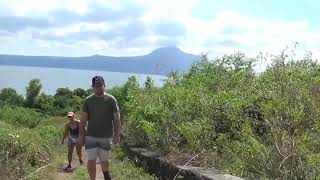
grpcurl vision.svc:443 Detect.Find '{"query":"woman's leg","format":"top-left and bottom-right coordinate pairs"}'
top-left (76, 143), bottom-right (83, 164)
top-left (67, 143), bottom-right (75, 168)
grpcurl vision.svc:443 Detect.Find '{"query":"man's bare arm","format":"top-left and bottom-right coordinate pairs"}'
top-left (80, 112), bottom-right (88, 138)
top-left (113, 112), bottom-right (121, 137)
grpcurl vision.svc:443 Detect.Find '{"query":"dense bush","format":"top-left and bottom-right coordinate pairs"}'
top-left (0, 106), bottom-right (45, 128)
top-left (0, 105), bottom-right (62, 179)
top-left (0, 122), bottom-right (60, 179)
top-left (35, 125), bottom-right (63, 146)
top-left (124, 51), bottom-right (320, 179)
top-left (0, 88), bottom-right (24, 107)
top-left (0, 83), bottom-right (81, 179)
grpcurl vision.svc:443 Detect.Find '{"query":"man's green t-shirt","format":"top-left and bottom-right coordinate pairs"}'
top-left (82, 93), bottom-right (119, 138)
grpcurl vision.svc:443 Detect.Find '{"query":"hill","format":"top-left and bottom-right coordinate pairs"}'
top-left (0, 46), bottom-right (199, 75)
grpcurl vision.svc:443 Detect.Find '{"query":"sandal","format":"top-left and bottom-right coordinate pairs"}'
top-left (64, 165), bottom-right (72, 172)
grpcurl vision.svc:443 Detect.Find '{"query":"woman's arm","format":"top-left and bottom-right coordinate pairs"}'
top-left (62, 124), bottom-right (69, 144)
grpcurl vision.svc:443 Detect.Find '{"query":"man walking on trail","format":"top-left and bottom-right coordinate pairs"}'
top-left (62, 111), bottom-right (83, 171)
top-left (79, 76), bottom-right (121, 180)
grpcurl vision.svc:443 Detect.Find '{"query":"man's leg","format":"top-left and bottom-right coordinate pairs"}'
top-left (97, 146), bottom-right (112, 180)
top-left (87, 159), bottom-right (96, 180)
top-left (85, 136), bottom-right (98, 180)
top-left (87, 148), bottom-right (97, 180)
top-left (100, 160), bottom-right (111, 180)
top-left (100, 160), bottom-right (110, 172)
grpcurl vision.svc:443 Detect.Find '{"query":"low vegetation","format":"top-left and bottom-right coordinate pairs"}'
top-left (1, 48), bottom-right (320, 179)
top-left (123, 50), bottom-right (320, 179)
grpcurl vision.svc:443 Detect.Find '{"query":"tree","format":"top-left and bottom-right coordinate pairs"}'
top-left (123, 76), bottom-right (139, 102)
top-left (34, 93), bottom-right (56, 114)
top-left (123, 76), bottom-right (139, 93)
top-left (55, 87), bottom-right (73, 97)
top-left (54, 87), bottom-right (82, 114)
top-left (73, 88), bottom-right (87, 98)
top-left (108, 86), bottom-right (124, 110)
top-left (0, 88), bottom-right (24, 106)
top-left (54, 87), bottom-right (73, 109)
top-left (165, 71), bottom-right (180, 86)
top-left (144, 77), bottom-right (155, 90)
top-left (25, 79), bottom-right (42, 108)
top-left (85, 88), bottom-right (94, 97)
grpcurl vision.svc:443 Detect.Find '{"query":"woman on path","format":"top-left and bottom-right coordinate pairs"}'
top-left (62, 111), bottom-right (83, 171)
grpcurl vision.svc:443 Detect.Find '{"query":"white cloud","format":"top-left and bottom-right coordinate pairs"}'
top-left (141, 0), bottom-right (199, 23)
top-left (0, 0), bottom-right (320, 62)
top-left (37, 22), bottom-right (112, 37)
top-left (171, 11), bottom-right (320, 59)
top-left (0, 0), bottom-right (88, 16)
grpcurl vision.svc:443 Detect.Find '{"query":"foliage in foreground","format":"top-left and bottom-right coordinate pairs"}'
top-left (124, 50), bottom-right (320, 179)
top-left (0, 106), bottom-right (62, 179)
top-left (0, 122), bottom-right (61, 179)
top-left (0, 105), bottom-right (46, 128)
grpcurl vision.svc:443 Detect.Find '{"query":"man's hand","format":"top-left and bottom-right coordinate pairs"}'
top-left (112, 135), bottom-right (120, 144)
top-left (79, 112), bottom-right (88, 146)
top-left (112, 111), bottom-right (121, 145)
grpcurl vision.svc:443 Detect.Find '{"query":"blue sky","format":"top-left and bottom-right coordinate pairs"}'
top-left (192, 0), bottom-right (319, 23)
top-left (0, 0), bottom-right (319, 58)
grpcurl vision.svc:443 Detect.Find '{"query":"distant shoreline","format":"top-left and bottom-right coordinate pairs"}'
top-left (0, 65), bottom-right (166, 95)
top-left (0, 64), bottom-right (168, 77)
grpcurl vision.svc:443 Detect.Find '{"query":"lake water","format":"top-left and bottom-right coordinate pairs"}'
top-left (0, 65), bottom-right (166, 95)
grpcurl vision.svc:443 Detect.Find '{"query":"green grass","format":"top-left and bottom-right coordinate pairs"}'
top-left (51, 144), bottom-right (68, 168)
top-left (39, 116), bottom-right (67, 129)
top-left (22, 144), bottom-right (68, 180)
top-left (72, 166), bottom-right (89, 180)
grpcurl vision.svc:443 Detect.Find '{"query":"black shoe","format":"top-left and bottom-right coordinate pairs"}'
top-left (103, 171), bottom-right (112, 180)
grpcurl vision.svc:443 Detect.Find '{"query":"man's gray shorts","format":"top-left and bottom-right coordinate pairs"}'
top-left (85, 136), bottom-right (112, 161)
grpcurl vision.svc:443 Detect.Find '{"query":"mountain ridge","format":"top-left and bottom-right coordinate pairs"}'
top-left (0, 46), bottom-right (199, 75)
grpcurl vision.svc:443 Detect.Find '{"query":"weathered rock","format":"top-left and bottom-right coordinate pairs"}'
top-left (122, 145), bottom-right (243, 180)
